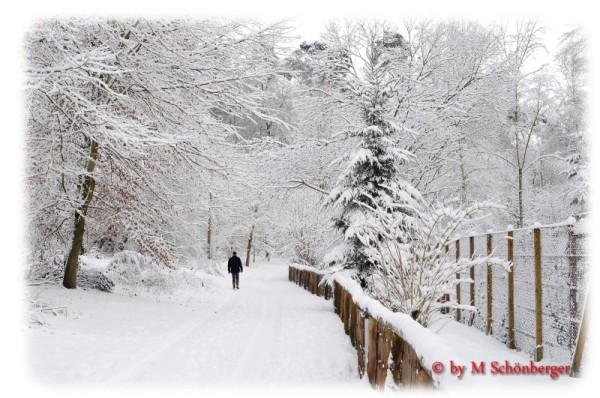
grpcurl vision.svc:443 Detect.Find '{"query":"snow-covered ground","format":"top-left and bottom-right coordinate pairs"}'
top-left (428, 317), bottom-right (579, 389)
top-left (26, 258), bottom-right (585, 393)
top-left (27, 260), bottom-right (365, 389)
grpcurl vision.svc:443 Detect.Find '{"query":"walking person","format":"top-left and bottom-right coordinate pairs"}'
top-left (228, 251), bottom-right (243, 289)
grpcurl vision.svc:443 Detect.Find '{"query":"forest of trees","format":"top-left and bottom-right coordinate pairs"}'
top-left (26, 18), bottom-right (587, 306)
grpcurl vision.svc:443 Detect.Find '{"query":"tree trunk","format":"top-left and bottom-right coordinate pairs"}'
top-left (245, 225), bottom-right (254, 267)
top-left (63, 138), bottom-right (98, 289)
top-left (207, 193), bottom-right (212, 259)
top-left (514, 88), bottom-right (524, 228)
top-left (62, 30), bottom-right (141, 288)
top-left (458, 136), bottom-right (468, 204)
top-left (518, 166), bottom-right (524, 228)
top-left (207, 215), bottom-right (212, 259)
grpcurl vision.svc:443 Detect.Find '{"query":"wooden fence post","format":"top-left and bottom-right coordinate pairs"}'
top-left (400, 341), bottom-right (432, 387)
top-left (304, 271), bottom-right (308, 290)
top-left (366, 317), bottom-right (379, 387)
top-left (339, 287), bottom-right (343, 319)
top-left (341, 289), bottom-right (346, 325)
top-left (469, 236), bottom-right (475, 326)
top-left (315, 274), bottom-right (320, 296)
top-left (319, 275), bottom-right (325, 297)
top-left (389, 334), bottom-right (403, 384)
top-left (570, 292), bottom-right (589, 377)
top-left (317, 274), bottom-right (322, 296)
top-left (337, 283), bottom-right (342, 313)
top-left (534, 227), bottom-right (543, 361)
top-left (349, 301), bottom-right (357, 346)
top-left (507, 229), bottom-right (515, 349)
top-left (375, 323), bottom-right (392, 389)
top-left (304, 270), bottom-right (308, 289)
top-left (568, 224), bottom-right (579, 348)
top-left (343, 289), bottom-right (351, 334)
top-left (455, 240), bottom-right (461, 322)
top-left (487, 233), bottom-right (493, 335)
top-left (333, 282), bottom-right (340, 314)
top-left (305, 271), bottom-right (309, 290)
top-left (356, 308), bottom-right (366, 378)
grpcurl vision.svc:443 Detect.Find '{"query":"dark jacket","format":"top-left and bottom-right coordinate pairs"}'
top-left (228, 255), bottom-right (243, 273)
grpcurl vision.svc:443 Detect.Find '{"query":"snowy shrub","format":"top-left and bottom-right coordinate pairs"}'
top-left (26, 251), bottom-right (65, 282)
top-left (360, 200), bottom-right (509, 327)
top-left (193, 259), bottom-right (227, 278)
top-left (103, 251), bottom-right (174, 294)
top-left (27, 255), bottom-right (114, 292)
top-left (104, 251), bottom-right (148, 286)
top-left (78, 271), bottom-right (115, 292)
top-left (26, 249), bottom-right (228, 297)
top-left (103, 251), bottom-right (227, 295)
top-left (28, 266), bottom-right (114, 292)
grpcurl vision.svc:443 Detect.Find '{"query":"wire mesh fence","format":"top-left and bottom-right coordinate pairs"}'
top-left (512, 228), bottom-right (537, 357)
top-left (449, 221), bottom-right (589, 364)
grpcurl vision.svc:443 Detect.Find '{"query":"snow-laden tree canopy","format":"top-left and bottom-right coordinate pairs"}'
top-left (26, 18), bottom-right (587, 298)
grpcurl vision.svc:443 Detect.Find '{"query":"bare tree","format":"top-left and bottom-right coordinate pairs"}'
top-left (26, 18), bottom-right (291, 287)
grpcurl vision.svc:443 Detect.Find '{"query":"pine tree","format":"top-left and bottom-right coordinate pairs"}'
top-left (326, 24), bottom-right (418, 289)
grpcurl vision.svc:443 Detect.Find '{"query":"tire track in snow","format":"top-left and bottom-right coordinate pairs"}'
top-left (104, 288), bottom-right (237, 384)
top-left (228, 284), bottom-right (273, 382)
top-left (96, 262), bottom-right (360, 386)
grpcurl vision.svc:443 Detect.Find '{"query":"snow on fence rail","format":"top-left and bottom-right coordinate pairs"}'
top-left (448, 220), bottom-right (589, 367)
top-left (288, 264), bottom-right (469, 390)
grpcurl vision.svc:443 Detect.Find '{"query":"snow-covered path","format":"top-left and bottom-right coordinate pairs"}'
top-left (28, 260), bottom-right (362, 388)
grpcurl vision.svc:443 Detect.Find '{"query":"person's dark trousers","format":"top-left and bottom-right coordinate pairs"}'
top-left (232, 272), bottom-right (240, 289)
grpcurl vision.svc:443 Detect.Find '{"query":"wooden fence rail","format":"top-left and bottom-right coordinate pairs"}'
top-left (289, 266), bottom-right (433, 390)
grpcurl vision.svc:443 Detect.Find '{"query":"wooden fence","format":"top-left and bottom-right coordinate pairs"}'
top-left (289, 266), bottom-right (433, 389)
